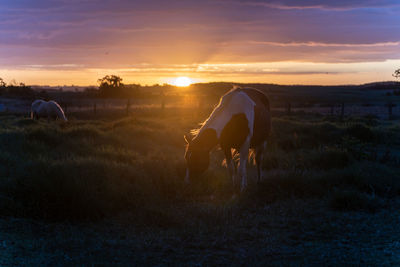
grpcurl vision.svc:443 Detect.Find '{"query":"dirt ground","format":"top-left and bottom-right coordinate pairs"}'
top-left (1, 198), bottom-right (400, 266)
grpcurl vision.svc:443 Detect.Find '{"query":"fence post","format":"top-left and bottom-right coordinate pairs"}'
top-left (126, 98), bottom-right (131, 115)
top-left (340, 103), bottom-right (345, 120)
top-left (161, 90), bottom-right (165, 110)
top-left (388, 102), bottom-right (393, 120)
top-left (197, 95), bottom-right (204, 117)
top-left (197, 95), bottom-right (203, 110)
top-left (286, 102), bottom-right (291, 115)
top-left (93, 102), bottom-right (97, 114)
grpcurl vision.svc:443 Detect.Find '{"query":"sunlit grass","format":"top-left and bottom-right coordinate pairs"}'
top-left (0, 111), bottom-right (398, 221)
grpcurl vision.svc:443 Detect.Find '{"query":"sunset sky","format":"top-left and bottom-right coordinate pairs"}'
top-left (1, 0), bottom-right (400, 86)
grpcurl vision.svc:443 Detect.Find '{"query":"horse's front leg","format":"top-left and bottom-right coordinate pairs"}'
top-left (223, 147), bottom-right (236, 186)
top-left (238, 138), bottom-right (251, 192)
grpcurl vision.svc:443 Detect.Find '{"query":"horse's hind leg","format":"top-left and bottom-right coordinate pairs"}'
top-left (255, 149), bottom-right (262, 184)
top-left (255, 141), bottom-right (267, 184)
top-left (239, 138), bottom-right (251, 192)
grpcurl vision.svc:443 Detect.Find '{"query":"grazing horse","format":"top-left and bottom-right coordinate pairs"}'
top-left (31, 100), bottom-right (67, 122)
top-left (184, 87), bottom-right (271, 191)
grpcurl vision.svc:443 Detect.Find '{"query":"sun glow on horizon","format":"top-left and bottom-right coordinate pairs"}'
top-left (1, 59), bottom-right (400, 86)
top-left (173, 77), bottom-right (192, 87)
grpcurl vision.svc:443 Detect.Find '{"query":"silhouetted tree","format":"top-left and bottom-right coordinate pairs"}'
top-left (98, 75), bottom-right (123, 88)
top-left (0, 78), bottom-right (6, 87)
top-left (8, 79), bottom-right (17, 86)
top-left (6, 79), bottom-right (34, 97)
top-left (97, 75), bottom-right (124, 97)
top-left (393, 69), bottom-right (400, 79)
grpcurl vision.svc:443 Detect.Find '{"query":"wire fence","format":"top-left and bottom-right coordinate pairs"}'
top-left (1, 97), bottom-right (399, 120)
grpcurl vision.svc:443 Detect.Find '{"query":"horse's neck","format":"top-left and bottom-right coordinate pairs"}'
top-left (204, 111), bottom-right (233, 138)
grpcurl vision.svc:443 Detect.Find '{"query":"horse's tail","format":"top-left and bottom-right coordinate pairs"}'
top-left (56, 107), bottom-right (67, 121)
top-left (260, 92), bottom-right (270, 112)
top-left (47, 101), bottom-right (67, 121)
top-left (55, 104), bottom-right (67, 121)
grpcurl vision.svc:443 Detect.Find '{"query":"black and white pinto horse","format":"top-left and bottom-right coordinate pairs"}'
top-left (184, 87), bottom-right (271, 191)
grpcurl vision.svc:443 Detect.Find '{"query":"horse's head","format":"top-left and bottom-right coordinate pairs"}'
top-left (183, 129), bottom-right (218, 184)
top-left (184, 134), bottom-right (210, 183)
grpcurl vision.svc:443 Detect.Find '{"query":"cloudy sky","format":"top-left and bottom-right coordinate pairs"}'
top-left (1, 0), bottom-right (400, 85)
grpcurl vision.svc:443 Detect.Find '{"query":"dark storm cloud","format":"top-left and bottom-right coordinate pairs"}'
top-left (0, 0), bottom-right (399, 69)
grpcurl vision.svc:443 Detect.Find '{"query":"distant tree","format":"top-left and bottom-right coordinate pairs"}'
top-left (6, 80), bottom-right (34, 97)
top-left (8, 79), bottom-right (17, 86)
top-left (97, 75), bottom-right (124, 97)
top-left (98, 75), bottom-right (123, 88)
top-left (84, 87), bottom-right (98, 97)
top-left (393, 69), bottom-right (400, 79)
top-left (0, 78), bottom-right (6, 87)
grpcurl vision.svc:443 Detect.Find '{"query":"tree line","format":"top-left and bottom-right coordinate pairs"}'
top-left (0, 78), bottom-right (34, 97)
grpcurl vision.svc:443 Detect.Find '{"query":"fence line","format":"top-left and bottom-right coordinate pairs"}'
top-left (0, 98), bottom-right (398, 120)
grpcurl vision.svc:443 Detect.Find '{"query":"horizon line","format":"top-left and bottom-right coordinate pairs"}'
top-left (26, 80), bottom-right (400, 89)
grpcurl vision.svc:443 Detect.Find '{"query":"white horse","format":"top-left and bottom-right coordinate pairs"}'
top-left (184, 87), bottom-right (271, 191)
top-left (31, 100), bottom-right (67, 121)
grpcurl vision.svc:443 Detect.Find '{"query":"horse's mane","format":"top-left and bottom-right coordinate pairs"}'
top-left (190, 86), bottom-right (240, 137)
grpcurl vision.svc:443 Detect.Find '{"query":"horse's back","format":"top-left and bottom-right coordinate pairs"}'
top-left (48, 100), bottom-right (62, 110)
top-left (31, 99), bottom-right (45, 110)
top-left (239, 88), bottom-right (270, 111)
top-left (239, 88), bottom-right (271, 147)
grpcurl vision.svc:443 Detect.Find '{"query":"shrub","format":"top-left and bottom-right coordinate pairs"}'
top-left (4, 156), bottom-right (182, 221)
top-left (346, 123), bottom-right (374, 142)
top-left (272, 118), bottom-right (344, 151)
top-left (308, 148), bottom-right (352, 170)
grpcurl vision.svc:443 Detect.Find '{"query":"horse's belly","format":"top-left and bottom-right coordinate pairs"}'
top-left (250, 106), bottom-right (271, 147)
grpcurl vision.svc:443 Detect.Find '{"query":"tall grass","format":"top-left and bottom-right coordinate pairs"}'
top-left (0, 112), bottom-right (398, 221)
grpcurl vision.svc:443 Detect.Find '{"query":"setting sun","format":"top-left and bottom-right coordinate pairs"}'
top-left (174, 77), bottom-right (192, 87)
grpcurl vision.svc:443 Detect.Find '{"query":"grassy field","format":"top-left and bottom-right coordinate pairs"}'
top-left (1, 108), bottom-right (400, 265)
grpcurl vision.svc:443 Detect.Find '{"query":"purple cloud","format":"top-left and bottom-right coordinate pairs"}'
top-left (0, 0), bottom-right (399, 70)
